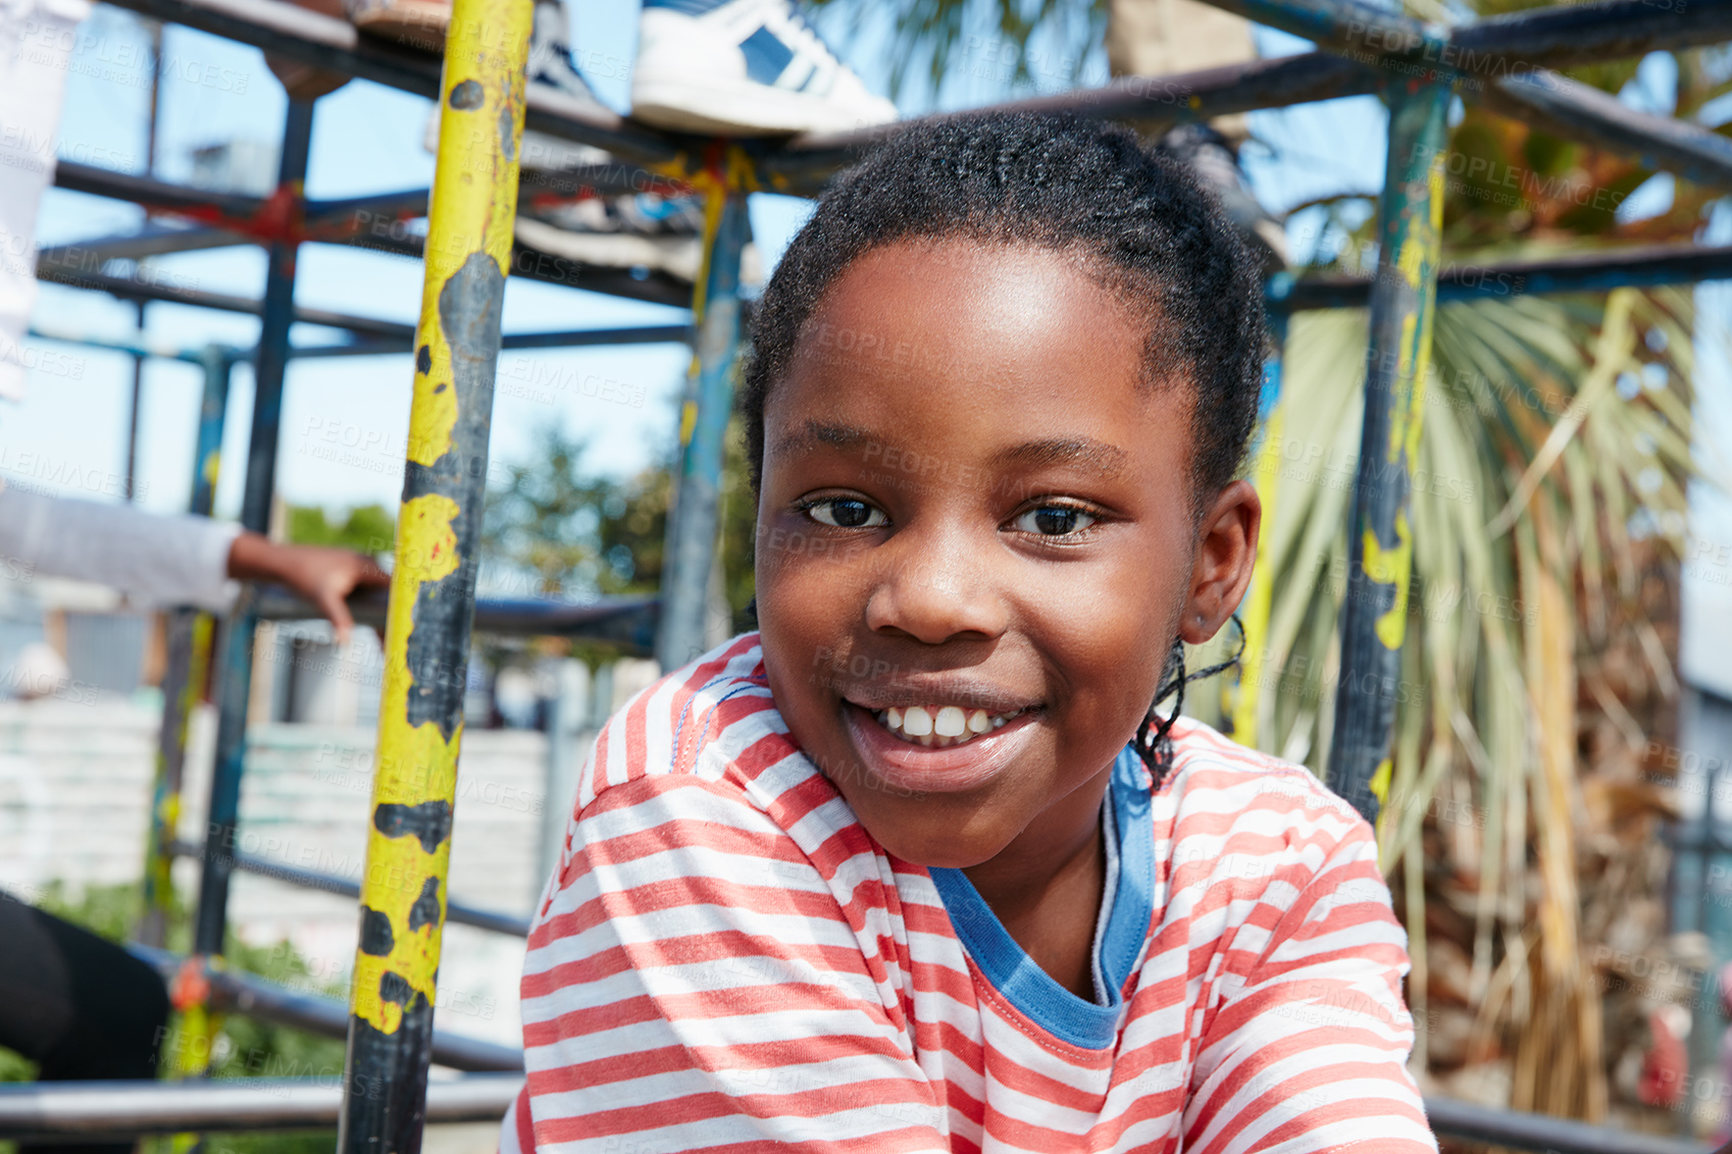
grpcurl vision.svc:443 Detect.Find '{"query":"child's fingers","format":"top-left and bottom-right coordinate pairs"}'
top-left (321, 585), bottom-right (356, 647)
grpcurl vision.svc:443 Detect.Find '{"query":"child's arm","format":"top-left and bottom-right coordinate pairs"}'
top-left (1, 485), bottom-right (243, 610)
top-left (511, 767), bottom-right (951, 1154)
top-left (1182, 817), bottom-right (1439, 1153)
top-left (0, 486), bottom-right (386, 640)
top-left (224, 532), bottom-right (387, 643)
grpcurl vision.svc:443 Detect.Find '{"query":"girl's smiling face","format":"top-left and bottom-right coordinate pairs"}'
top-left (755, 237), bottom-right (1258, 876)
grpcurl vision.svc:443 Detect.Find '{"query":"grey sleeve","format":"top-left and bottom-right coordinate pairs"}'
top-left (0, 485), bottom-right (242, 611)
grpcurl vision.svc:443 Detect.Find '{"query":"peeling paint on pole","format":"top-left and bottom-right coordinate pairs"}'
top-left (1324, 75), bottom-right (1452, 826)
top-left (336, 1), bottom-right (530, 1151)
top-left (655, 153), bottom-right (751, 673)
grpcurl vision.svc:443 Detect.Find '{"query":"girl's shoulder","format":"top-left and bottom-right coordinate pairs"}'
top-left (555, 636), bottom-right (876, 902)
top-left (571, 632), bottom-right (818, 814)
top-left (1159, 716), bottom-right (1371, 845)
top-left (1154, 719), bottom-right (1393, 962)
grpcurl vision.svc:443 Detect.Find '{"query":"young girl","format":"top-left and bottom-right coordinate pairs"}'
top-left (502, 113), bottom-right (1436, 1153)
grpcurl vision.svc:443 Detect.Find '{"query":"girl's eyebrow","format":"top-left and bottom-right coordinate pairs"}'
top-left (993, 438), bottom-right (1128, 476)
top-left (771, 424), bottom-right (1129, 477)
top-left (771, 420), bottom-right (877, 457)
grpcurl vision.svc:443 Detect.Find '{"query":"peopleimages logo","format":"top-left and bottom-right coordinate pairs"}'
top-left (19, 20), bottom-right (250, 93)
top-left (0, 334), bottom-right (84, 380)
top-left (0, 449), bottom-right (132, 500)
top-left (1414, 144), bottom-right (1630, 213)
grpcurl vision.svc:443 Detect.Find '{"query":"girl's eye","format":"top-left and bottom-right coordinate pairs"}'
top-left (805, 498), bottom-right (886, 529)
top-left (1014, 505), bottom-right (1097, 537)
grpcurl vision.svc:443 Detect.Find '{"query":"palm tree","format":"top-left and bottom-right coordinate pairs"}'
top-left (813, 0), bottom-right (1722, 1131)
top-left (1227, 88), bottom-right (1710, 1121)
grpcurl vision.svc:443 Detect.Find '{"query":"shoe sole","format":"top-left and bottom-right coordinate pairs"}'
top-left (632, 78), bottom-right (882, 137)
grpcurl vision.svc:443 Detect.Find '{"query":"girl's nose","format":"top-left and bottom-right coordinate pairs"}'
top-left (864, 523), bottom-right (1009, 645)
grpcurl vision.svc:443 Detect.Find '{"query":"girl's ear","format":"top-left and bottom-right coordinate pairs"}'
top-left (1180, 480), bottom-right (1261, 645)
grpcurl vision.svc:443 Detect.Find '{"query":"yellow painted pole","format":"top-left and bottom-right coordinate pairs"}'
top-left (1231, 405), bottom-right (1284, 748)
top-left (335, 0), bottom-right (530, 1148)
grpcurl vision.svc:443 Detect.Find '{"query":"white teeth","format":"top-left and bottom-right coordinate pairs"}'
top-left (902, 706), bottom-right (934, 736)
top-left (870, 702), bottom-right (1026, 746)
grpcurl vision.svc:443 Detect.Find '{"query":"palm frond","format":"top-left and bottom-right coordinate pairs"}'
top-left (1242, 280), bottom-right (1694, 1116)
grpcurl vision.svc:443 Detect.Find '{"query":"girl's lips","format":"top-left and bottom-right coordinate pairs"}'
top-left (840, 701), bottom-right (1040, 795)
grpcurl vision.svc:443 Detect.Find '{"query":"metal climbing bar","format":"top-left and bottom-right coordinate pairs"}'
top-left (175, 103), bottom-right (312, 1090)
top-left (140, 344), bottom-right (235, 946)
top-left (99, 0), bottom-right (672, 165)
top-left (336, 0), bottom-right (531, 1147)
top-left (191, 95), bottom-right (314, 968)
top-left (757, 53), bottom-right (1383, 194)
top-left (766, 51), bottom-right (1732, 203)
top-left (250, 587), bottom-right (660, 652)
top-left (1448, 0), bottom-right (1732, 71)
top-left (32, 259), bottom-right (420, 339)
top-left (1481, 70), bottom-right (1732, 193)
top-left (53, 158), bottom-right (268, 221)
top-left (1281, 241), bottom-right (1732, 310)
top-left (7, 1075), bottom-right (1713, 1154)
top-left (655, 177), bottom-right (749, 671)
top-left (0, 1076), bottom-right (523, 1140)
top-left (1324, 75), bottom-right (1454, 824)
top-left (1420, 1097), bottom-right (1714, 1154)
top-left (49, 159), bottom-right (698, 307)
top-left (1192, 0), bottom-right (1732, 74)
top-left (165, 839), bottom-right (534, 937)
top-left (129, 945), bottom-right (524, 1071)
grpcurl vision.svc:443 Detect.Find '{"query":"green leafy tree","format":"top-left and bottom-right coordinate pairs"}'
top-left (482, 423), bottom-right (614, 599)
top-left (483, 419), bottom-right (757, 631)
top-left (285, 504), bottom-right (395, 556)
top-left (592, 416), bottom-right (758, 631)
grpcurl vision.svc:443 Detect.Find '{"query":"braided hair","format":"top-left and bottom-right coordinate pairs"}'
top-left (741, 112), bottom-right (1267, 781)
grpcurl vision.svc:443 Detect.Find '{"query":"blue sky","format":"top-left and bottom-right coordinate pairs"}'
top-left (7, 1), bottom-right (1393, 523)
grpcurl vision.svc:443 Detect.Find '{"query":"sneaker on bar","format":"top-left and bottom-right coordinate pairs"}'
top-left (515, 193), bottom-right (764, 285)
top-left (420, 0), bottom-right (611, 172)
top-left (631, 0), bottom-right (897, 136)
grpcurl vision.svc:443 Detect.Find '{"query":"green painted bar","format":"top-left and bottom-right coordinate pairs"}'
top-left (1323, 75), bottom-right (1453, 824)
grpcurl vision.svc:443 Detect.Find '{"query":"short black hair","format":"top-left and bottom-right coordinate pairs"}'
top-left (741, 111), bottom-right (1267, 515)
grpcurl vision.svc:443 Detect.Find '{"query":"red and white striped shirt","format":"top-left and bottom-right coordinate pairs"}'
top-left (502, 635), bottom-right (1436, 1152)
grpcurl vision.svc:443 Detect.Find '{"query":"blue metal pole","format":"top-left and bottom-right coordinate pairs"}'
top-left (655, 181), bottom-right (748, 672)
top-left (192, 100), bottom-right (314, 961)
top-left (139, 344), bottom-right (235, 947)
top-left (1188, 0), bottom-right (1732, 75)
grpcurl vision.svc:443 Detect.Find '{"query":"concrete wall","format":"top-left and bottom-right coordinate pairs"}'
top-left (0, 697), bottom-right (550, 1049)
